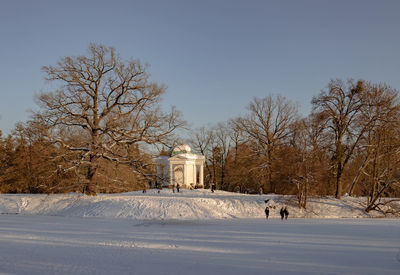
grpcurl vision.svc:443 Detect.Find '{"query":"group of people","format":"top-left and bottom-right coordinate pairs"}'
top-left (264, 206), bottom-right (289, 220)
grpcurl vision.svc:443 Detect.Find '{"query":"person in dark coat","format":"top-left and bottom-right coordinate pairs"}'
top-left (284, 207), bottom-right (289, 220)
top-left (211, 183), bottom-right (216, 193)
top-left (264, 206), bottom-right (270, 219)
top-left (176, 184), bottom-right (180, 193)
top-left (280, 207), bottom-right (285, 220)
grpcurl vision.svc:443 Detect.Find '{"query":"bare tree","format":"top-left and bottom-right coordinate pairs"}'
top-left (188, 126), bottom-right (215, 186)
top-left (37, 44), bottom-right (184, 195)
top-left (348, 83), bottom-right (400, 196)
top-left (356, 84), bottom-right (400, 213)
top-left (312, 80), bottom-right (368, 199)
top-left (224, 121), bottom-right (251, 192)
top-left (312, 80), bottom-right (400, 199)
top-left (363, 123), bottom-right (400, 214)
top-left (213, 122), bottom-right (231, 190)
top-left (286, 116), bottom-right (331, 208)
top-left (227, 120), bottom-right (245, 165)
top-left (189, 123), bottom-right (234, 190)
top-left (234, 95), bottom-right (298, 193)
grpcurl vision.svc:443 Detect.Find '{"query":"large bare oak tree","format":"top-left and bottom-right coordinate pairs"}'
top-left (37, 44), bottom-right (184, 195)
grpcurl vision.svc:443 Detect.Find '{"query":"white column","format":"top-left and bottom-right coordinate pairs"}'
top-left (183, 163), bottom-right (187, 187)
top-left (200, 163), bottom-right (204, 187)
top-left (160, 165), bottom-right (163, 186)
top-left (193, 164), bottom-right (196, 186)
top-left (169, 163), bottom-right (173, 186)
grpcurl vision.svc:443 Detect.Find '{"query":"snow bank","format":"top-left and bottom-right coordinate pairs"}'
top-left (0, 189), bottom-right (398, 220)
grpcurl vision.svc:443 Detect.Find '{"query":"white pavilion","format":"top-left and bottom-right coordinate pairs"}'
top-left (155, 144), bottom-right (205, 189)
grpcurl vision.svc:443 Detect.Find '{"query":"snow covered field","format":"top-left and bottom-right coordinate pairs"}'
top-left (1, 189), bottom-right (398, 219)
top-left (0, 216), bottom-right (399, 274)
top-left (0, 190), bottom-right (399, 274)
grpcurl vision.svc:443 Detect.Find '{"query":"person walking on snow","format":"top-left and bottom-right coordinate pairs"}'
top-left (284, 207), bottom-right (289, 220)
top-left (280, 207), bottom-right (285, 220)
top-left (211, 183), bottom-right (216, 193)
top-left (264, 206), bottom-right (270, 219)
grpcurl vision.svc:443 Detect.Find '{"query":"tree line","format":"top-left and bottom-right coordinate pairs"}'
top-left (1, 44), bottom-right (399, 212)
top-left (189, 80), bottom-right (400, 212)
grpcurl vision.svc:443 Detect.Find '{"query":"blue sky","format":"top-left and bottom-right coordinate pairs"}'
top-left (1, 0), bottom-right (400, 135)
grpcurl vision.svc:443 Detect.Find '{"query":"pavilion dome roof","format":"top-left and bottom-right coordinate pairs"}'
top-left (170, 144), bottom-right (192, 156)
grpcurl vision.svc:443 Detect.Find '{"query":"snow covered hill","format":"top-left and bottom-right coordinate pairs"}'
top-left (0, 189), bottom-right (398, 220)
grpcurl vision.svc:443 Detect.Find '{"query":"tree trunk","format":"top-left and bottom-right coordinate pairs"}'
top-left (335, 165), bottom-right (343, 199)
top-left (204, 162), bottom-right (212, 186)
top-left (220, 166), bottom-right (225, 189)
top-left (267, 153), bottom-right (274, 193)
top-left (85, 166), bottom-right (97, 196)
top-left (365, 182), bottom-right (389, 212)
top-left (348, 162), bottom-right (365, 196)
